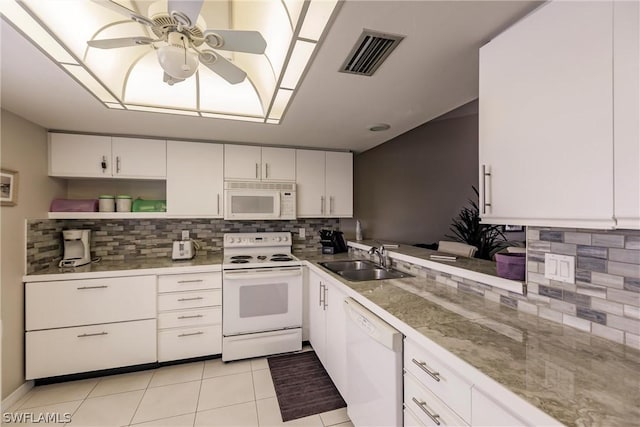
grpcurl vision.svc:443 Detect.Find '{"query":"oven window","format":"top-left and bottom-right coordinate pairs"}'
top-left (231, 195), bottom-right (275, 214)
top-left (239, 282), bottom-right (288, 317)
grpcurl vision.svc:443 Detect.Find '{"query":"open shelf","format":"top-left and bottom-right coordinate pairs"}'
top-left (48, 212), bottom-right (167, 219)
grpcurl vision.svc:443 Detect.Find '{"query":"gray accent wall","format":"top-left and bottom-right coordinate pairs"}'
top-left (354, 103), bottom-right (478, 245)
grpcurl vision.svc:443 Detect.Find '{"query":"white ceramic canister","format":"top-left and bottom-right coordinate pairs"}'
top-left (116, 195), bottom-right (132, 212)
top-left (98, 195), bottom-right (115, 212)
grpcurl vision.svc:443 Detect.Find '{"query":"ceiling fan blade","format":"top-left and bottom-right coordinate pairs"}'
top-left (168, 0), bottom-right (203, 28)
top-left (91, 0), bottom-right (155, 27)
top-left (204, 30), bottom-right (267, 54)
top-left (87, 37), bottom-right (155, 49)
top-left (199, 51), bottom-right (247, 85)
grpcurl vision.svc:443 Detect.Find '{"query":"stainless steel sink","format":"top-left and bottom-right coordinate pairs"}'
top-left (319, 260), bottom-right (378, 272)
top-left (318, 259), bottom-right (412, 282)
top-left (338, 268), bottom-right (411, 281)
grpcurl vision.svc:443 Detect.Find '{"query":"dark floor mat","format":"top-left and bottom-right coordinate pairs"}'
top-left (267, 350), bottom-right (346, 422)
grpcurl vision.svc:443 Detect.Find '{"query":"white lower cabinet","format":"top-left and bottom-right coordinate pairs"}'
top-left (157, 271), bottom-right (222, 362)
top-left (471, 388), bottom-right (527, 426)
top-left (404, 338), bottom-right (471, 426)
top-left (307, 269), bottom-right (348, 397)
top-left (26, 319), bottom-right (156, 380)
top-left (25, 275), bottom-right (157, 380)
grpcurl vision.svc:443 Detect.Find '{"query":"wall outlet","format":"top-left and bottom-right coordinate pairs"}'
top-left (299, 228), bottom-right (306, 239)
top-left (544, 253), bottom-right (575, 284)
top-left (181, 230), bottom-right (189, 240)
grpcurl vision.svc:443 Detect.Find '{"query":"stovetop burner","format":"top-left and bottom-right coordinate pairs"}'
top-left (231, 255), bottom-right (253, 260)
top-left (257, 255), bottom-right (267, 260)
top-left (271, 256), bottom-right (293, 262)
top-left (231, 259), bottom-right (250, 264)
top-left (272, 253), bottom-right (288, 257)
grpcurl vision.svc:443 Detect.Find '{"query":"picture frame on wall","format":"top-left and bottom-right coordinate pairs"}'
top-left (1, 169), bottom-right (18, 206)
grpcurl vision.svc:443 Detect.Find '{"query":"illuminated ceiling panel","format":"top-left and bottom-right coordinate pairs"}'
top-left (0, 0), bottom-right (341, 123)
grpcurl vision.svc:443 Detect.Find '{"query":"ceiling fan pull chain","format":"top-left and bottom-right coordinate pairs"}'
top-left (181, 36), bottom-right (189, 72)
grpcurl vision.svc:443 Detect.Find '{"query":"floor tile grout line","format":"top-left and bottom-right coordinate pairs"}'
top-left (128, 365), bottom-right (156, 426)
top-left (191, 362), bottom-right (205, 427)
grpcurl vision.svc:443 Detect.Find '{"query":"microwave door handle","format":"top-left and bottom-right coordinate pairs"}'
top-left (274, 192), bottom-right (281, 217)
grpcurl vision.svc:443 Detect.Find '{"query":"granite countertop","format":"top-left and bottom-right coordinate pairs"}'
top-left (25, 252), bottom-right (224, 279)
top-left (300, 251), bottom-right (640, 427)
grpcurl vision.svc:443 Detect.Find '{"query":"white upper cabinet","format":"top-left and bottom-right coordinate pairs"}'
top-left (296, 150), bottom-right (353, 218)
top-left (479, 1), bottom-right (617, 228)
top-left (49, 133), bottom-right (113, 178)
top-left (613, 1), bottom-right (640, 229)
top-left (49, 133), bottom-right (166, 180)
top-left (111, 137), bottom-right (166, 179)
top-left (166, 141), bottom-right (224, 217)
top-left (224, 144), bottom-right (295, 181)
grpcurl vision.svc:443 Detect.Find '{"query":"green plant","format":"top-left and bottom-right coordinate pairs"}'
top-left (446, 186), bottom-right (508, 260)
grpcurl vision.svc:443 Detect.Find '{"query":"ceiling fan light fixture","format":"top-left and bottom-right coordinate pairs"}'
top-left (157, 44), bottom-right (199, 79)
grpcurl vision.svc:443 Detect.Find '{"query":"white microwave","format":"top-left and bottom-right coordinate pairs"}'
top-left (224, 181), bottom-right (296, 220)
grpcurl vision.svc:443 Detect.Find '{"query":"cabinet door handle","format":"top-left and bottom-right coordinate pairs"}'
top-left (78, 332), bottom-right (108, 338)
top-left (319, 283), bottom-right (324, 307)
top-left (116, 156), bottom-right (121, 173)
top-left (217, 193), bottom-right (220, 215)
top-left (177, 297), bottom-right (204, 302)
top-left (177, 280), bottom-right (203, 284)
top-left (412, 358), bottom-right (441, 382)
top-left (178, 314), bottom-right (204, 319)
top-left (265, 163), bottom-right (269, 179)
top-left (101, 156), bottom-right (107, 172)
top-left (178, 331), bottom-right (204, 337)
top-left (323, 285), bottom-right (328, 310)
top-left (320, 196), bottom-right (325, 215)
top-left (411, 397), bottom-right (441, 425)
top-left (329, 196), bottom-right (334, 215)
top-left (255, 163), bottom-right (259, 179)
top-left (77, 285), bottom-right (108, 290)
top-left (482, 164), bottom-right (492, 214)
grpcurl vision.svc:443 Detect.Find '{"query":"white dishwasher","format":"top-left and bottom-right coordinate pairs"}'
top-left (344, 298), bottom-right (403, 427)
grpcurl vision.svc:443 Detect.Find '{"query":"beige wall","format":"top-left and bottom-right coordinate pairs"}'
top-left (354, 104), bottom-right (478, 245)
top-left (0, 110), bottom-right (66, 399)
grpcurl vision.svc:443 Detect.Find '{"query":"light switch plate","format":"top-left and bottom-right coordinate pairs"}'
top-left (299, 228), bottom-right (306, 239)
top-left (544, 253), bottom-right (575, 284)
top-left (182, 230), bottom-right (189, 240)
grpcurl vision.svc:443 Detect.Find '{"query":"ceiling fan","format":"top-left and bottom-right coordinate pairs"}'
top-left (87, 0), bottom-right (267, 85)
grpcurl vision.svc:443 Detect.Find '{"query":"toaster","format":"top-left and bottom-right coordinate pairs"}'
top-left (172, 240), bottom-right (196, 260)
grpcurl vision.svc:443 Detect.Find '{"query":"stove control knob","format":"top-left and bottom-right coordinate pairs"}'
top-left (275, 237), bottom-right (282, 242)
top-left (282, 236), bottom-right (289, 242)
top-left (227, 237), bottom-right (234, 243)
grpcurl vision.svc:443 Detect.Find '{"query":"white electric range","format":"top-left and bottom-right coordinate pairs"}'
top-left (221, 232), bottom-right (303, 361)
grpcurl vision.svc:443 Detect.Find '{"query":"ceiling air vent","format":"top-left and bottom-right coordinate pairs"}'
top-left (340, 29), bottom-right (404, 76)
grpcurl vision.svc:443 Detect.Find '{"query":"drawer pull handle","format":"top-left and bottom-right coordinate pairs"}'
top-left (178, 314), bottom-right (204, 319)
top-left (178, 297), bottom-right (204, 301)
top-left (77, 285), bottom-right (108, 290)
top-left (78, 332), bottom-right (108, 338)
top-left (412, 397), bottom-right (441, 425)
top-left (178, 331), bottom-right (204, 337)
top-left (177, 280), bottom-right (204, 284)
top-left (412, 358), bottom-right (441, 382)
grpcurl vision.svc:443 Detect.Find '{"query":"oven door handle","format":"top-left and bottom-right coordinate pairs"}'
top-left (223, 269), bottom-right (302, 280)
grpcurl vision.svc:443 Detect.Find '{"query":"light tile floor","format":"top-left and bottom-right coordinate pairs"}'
top-left (7, 352), bottom-right (353, 427)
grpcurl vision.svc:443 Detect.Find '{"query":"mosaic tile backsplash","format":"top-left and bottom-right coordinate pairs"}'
top-left (26, 218), bottom-right (339, 273)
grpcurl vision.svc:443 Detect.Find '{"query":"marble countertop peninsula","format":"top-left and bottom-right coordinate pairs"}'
top-left (301, 251), bottom-right (640, 427)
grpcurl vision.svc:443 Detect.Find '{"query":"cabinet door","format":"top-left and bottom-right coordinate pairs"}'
top-left (324, 279), bottom-right (348, 398)
top-left (112, 137), bottom-right (166, 179)
top-left (613, 1), bottom-right (640, 229)
top-left (296, 150), bottom-right (326, 217)
top-left (479, 1), bottom-right (615, 228)
top-left (325, 151), bottom-right (353, 218)
top-left (308, 270), bottom-right (326, 363)
top-left (167, 141), bottom-right (224, 217)
top-left (262, 147), bottom-right (295, 181)
top-left (49, 133), bottom-right (112, 178)
top-left (224, 144), bottom-right (262, 180)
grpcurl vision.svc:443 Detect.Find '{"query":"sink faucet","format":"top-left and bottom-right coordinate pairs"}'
top-left (368, 245), bottom-right (388, 269)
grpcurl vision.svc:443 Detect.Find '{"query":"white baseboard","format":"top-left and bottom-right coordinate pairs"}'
top-left (1, 381), bottom-right (34, 412)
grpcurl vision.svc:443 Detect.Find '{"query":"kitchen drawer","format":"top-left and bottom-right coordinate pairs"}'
top-left (158, 307), bottom-right (221, 329)
top-left (404, 338), bottom-right (472, 423)
top-left (404, 405), bottom-right (426, 427)
top-left (158, 272), bottom-right (221, 293)
top-left (26, 276), bottom-right (156, 331)
top-left (26, 319), bottom-right (156, 380)
top-left (158, 289), bottom-right (221, 311)
top-left (158, 324), bottom-right (222, 362)
top-left (404, 371), bottom-right (469, 427)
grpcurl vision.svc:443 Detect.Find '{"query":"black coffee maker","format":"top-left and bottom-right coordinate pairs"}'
top-left (320, 229), bottom-right (348, 254)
